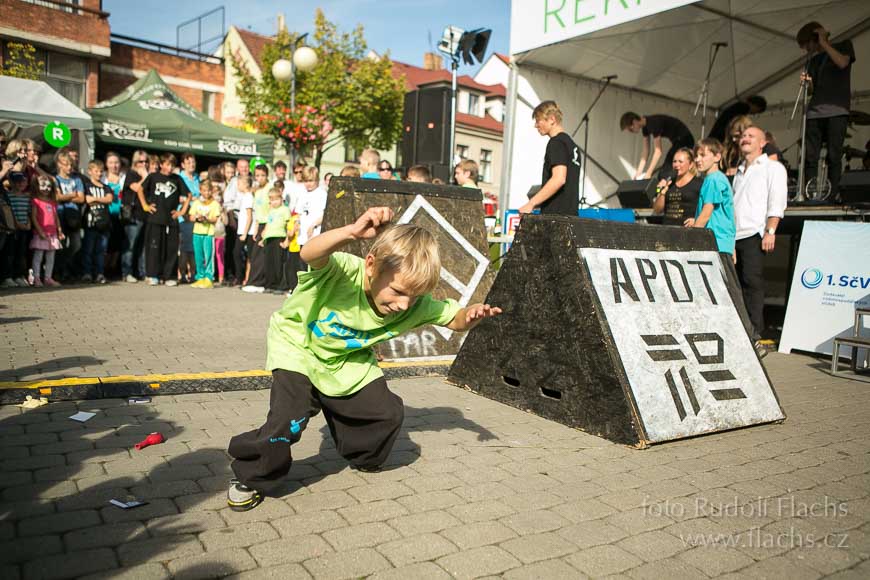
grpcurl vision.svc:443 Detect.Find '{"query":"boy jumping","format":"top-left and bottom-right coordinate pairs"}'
top-left (227, 207), bottom-right (501, 510)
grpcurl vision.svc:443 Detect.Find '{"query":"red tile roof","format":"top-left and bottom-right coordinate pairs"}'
top-left (495, 53), bottom-right (510, 65)
top-left (235, 28), bottom-right (274, 70)
top-left (391, 60), bottom-right (506, 98)
top-left (456, 112), bottom-right (503, 135)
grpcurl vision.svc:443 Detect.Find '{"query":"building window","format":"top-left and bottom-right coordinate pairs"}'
top-left (468, 93), bottom-right (480, 116)
top-left (201, 91), bottom-right (216, 118)
top-left (21, 0), bottom-right (81, 13)
top-left (3, 44), bottom-right (87, 108)
top-left (480, 149), bottom-right (492, 183)
top-left (344, 142), bottom-right (359, 163)
top-left (456, 144), bottom-right (469, 160)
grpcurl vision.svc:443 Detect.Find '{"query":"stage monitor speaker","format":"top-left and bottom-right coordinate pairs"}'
top-left (448, 216), bottom-right (785, 447)
top-left (323, 177), bottom-right (493, 362)
top-left (615, 179), bottom-right (655, 209)
top-left (839, 170), bottom-right (870, 204)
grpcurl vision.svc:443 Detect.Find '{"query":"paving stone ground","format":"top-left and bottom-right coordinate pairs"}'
top-left (1, 284), bottom-right (869, 579)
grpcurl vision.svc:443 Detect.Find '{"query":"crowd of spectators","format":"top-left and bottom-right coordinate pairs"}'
top-left (0, 137), bottom-right (485, 295)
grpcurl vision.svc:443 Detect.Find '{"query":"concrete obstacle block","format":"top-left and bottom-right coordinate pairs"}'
top-left (323, 177), bottom-right (496, 362)
top-left (448, 215), bottom-right (785, 447)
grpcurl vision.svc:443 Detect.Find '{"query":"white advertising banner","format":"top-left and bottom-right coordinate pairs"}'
top-left (510, 0), bottom-right (699, 55)
top-left (779, 222), bottom-right (870, 356)
top-left (581, 248), bottom-right (783, 443)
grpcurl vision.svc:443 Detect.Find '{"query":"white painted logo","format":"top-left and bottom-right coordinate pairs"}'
top-left (137, 98), bottom-right (198, 118)
top-left (100, 121), bottom-right (152, 142)
top-left (397, 195), bottom-right (489, 341)
top-left (217, 139), bottom-right (259, 156)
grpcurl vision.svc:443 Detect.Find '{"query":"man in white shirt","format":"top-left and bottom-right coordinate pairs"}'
top-left (732, 126), bottom-right (788, 350)
top-left (274, 161), bottom-right (305, 211)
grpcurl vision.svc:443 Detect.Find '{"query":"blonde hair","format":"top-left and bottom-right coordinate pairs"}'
top-left (268, 186), bottom-right (284, 199)
top-left (724, 115), bottom-right (754, 169)
top-left (368, 224), bottom-right (441, 295)
top-left (456, 159), bottom-right (478, 183)
top-left (358, 148), bottom-right (380, 172)
top-left (340, 165), bottom-right (360, 177)
top-left (301, 166), bottom-right (319, 182)
top-left (532, 100), bottom-right (563, 123)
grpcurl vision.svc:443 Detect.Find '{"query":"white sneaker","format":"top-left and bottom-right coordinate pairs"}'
top-left (125, 275), bottom-right (139, 283)
top-left (165, 280), bottom-right (178, 287)
top-left (95, 274), bottom-right (107, 284)
top-left (241, 285), bottom-right (265, 294)
top-left (147, 277), bottom-right (159, 286)
top-left (14, 277), bottom-right (29, 287)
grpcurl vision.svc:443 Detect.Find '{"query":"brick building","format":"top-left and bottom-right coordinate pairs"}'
top-left (0, 0), bottom-right (110, 108)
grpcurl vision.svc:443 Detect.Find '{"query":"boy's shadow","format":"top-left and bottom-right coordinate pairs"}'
top-left (268, 404), bottom-right (498, 497)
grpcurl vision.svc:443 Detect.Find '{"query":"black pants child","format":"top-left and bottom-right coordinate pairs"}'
top-left (283, 250), bottom-right (304, 292)
top-left (144, 222), bottom-right (179, 280)
top-left (247, 223), bottom-right (266, 286)
top-left (263, 237), bottom-right (287, 290)
top-left (228, 369), bottom-right (404, 495)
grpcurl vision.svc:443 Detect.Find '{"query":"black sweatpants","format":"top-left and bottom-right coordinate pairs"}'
top-left (247, 223), bottom-right (266, 286)
top-left (233, 235), bottom-right (252, 283)
top-left (735, 234), bottom-right (765, 341)
top-left (804, 115), bottom-right (848, 198)
top-left (144, 222), bottom-right (179, 281)
top-left (228, 369), bottom-right (404, 494)
top-left (283, 251), bottom-right (304, 292)
top-left (263, 237), bottom-right (287, 290)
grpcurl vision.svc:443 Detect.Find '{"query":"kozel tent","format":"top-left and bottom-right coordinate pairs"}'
top-left (497, 0), bottom-right (870, 211)
top-left (89, 69), bottom-right (273, 160)
top-left (0, 75), bottom-right (94, 166)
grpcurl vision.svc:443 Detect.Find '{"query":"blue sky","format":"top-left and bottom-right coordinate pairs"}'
top-left (103, 0), bottom-right (510, 73)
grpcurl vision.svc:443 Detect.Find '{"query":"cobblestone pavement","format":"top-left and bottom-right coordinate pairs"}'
top-left (1, 284), bottom-right (869, 578)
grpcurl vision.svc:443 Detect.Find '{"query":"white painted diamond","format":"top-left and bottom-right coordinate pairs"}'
top-left (397, 195), bottom-right (489, 340)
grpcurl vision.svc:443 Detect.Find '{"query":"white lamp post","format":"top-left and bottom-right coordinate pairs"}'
top-left (271, 33), bottom-right (318, 165)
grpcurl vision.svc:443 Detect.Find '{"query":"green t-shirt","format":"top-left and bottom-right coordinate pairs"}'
top-left (263, 205), bottom-right (292, 239)
top-left (253, 185), bottom-right (271, 224)
top-left (266, 252), bottom-right (461, 396)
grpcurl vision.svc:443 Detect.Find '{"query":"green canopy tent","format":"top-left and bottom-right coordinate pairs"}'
top-left (88, 69), bottom-right (273, 161)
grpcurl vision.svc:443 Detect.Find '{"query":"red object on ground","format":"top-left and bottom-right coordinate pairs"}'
top-left (134, 432), bottom-right (165, 450)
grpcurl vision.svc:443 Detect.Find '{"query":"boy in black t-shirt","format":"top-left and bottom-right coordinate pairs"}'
top-left (519, 100), bottom-right (580, 216)
top-left (797, 21), bottom-right (856, 198)
top-left (137, 153), bottom-right (190, 286)
top-left (620, 112), bottom-right (694, 181)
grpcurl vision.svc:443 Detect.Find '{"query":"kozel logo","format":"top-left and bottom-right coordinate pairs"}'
top-left (801, 268), bottom-right (824, 289)
top-left (217, 139), bottom-right (258, 155)
top-left (101, 121), bottom-right (152, 142)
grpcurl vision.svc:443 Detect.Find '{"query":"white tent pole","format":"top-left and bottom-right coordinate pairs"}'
top-left (498, 61), bottom-right (518, 216)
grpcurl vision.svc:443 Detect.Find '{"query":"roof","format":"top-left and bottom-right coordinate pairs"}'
top-left (456, 111), bottom-right (503, 135)
top-left (392, 60), bottom-right (506, 98)
top-left (235, 28), bottom-right (274, 70)
top-left (495, 53), bottom-right (510, 65)
top-left (0, 76), bottom-right (92, 130)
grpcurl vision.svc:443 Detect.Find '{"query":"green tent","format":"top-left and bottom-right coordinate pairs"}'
top-left (88, 69), bottom-right (273, 160)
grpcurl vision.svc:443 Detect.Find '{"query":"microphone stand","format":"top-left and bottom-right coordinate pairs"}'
top-left (694, 43), bottom-right (725, 139)
top-left (572, 76), bottom-right (615, 209)
top-left (790, 55), bottom-right (811, 203)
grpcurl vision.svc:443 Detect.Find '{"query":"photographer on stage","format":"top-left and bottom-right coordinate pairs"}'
top-left (797, 21), bottom-right (856, 200)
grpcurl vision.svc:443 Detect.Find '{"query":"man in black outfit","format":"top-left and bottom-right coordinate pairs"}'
top-left (797, 21), bottom-right (855, 199)
top-left (708, 95), bottom-right (768, 143)
top-left (519, 100), bottom-right (581, 215)
top-left (620, 112), bottom-right (694, 181)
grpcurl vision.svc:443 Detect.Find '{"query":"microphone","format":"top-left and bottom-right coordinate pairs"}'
top-left (656, 178), bottom-right (673, 194)
top-left (713, 42), bottom-right (728, 47)
top-left (601, 74), bottom-right (618, 80)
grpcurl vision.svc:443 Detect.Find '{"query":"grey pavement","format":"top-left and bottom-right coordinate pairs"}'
top-left (1, 283), bottom-right (869, 579)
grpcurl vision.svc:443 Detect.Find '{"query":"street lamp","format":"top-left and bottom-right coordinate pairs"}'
top-left (271, 33), bottom-right (318, 165)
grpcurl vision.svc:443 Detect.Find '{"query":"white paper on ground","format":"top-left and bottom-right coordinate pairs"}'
top-left (68, 411), bottom-right (96, 422)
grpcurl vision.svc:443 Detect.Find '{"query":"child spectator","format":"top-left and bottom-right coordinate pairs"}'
top-left (30, 174), bottom-right (64, 287)
top-left (340, 165), bottom-right (360, 178)
top-left (54, 150), bottom-right (85, 281)
top-left (235, 175), bottom-right (256, 287)
top-left (178, 153), bottom-right (200, 284)
top-left (2, 172), bottom-right (32, 287)
top-left (188, 179), bottom-right (221, 289)
top-left (323, 172), bottom-right (334, 190)
top-left (212, 183), bottom-right (228, 286)
top-left (359, 149), bottom-right (380, 179)
top-left (81, 159), bottom-right (114, 284)
top-left (296, 166), bottom-right (328, 249)
top-left (260, 187), bottom-right (292, 294)
top-left (242, 164), bottom-right (271, 293)
top-left (406, 165), bottom-right (432, 183)
top-left (138, 153), bottom-right (190, 287)
top-left (283, 207), bottom-right (302, 295)
top-left (226, 207), bottom-right (502, 510)
top-left (685, 138), bottom-right (736, 257)
top-left (147, 154), bottom-right (159, 174)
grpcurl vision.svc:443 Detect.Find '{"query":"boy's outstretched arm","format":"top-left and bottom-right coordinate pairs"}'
top-left (300, 206), bottom-right (394, 269)
top-left (446, 303), bottom-right (502, 332)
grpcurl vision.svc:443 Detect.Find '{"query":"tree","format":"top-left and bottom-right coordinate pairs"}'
top-left (230, 9), bottom-right (405, 169)
top-left (0, 42), bottom-right (44, 80)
